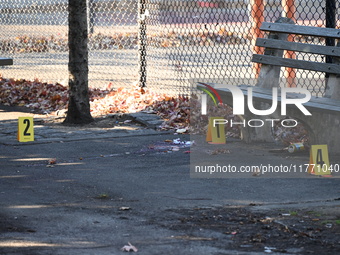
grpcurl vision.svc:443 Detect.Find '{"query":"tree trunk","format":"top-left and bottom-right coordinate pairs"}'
top-left (64, 0), bottom-right (94, 125)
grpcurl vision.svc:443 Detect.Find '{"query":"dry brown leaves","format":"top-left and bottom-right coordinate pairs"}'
top-left (272, 119), bottom-right (310, 147)
top-left (0, 77), bottom-right (69, 112)
top-left (189, 93), bottom-right (240, 137)
top-left (1, 30), bottom-right (248, 54)
top-left (0, 77), bottom-right (191, 130)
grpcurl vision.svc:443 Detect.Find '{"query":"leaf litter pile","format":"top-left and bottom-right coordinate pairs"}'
top-left (0, 77), bottom-right (190, 131)
top-left (0, 77), bottom-right (310, 144)
top-left (0, 29), bottom-right (248, 54)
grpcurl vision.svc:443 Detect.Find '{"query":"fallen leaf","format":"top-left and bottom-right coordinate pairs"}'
top-left (119, 207), bottom-right (131, 211)
top-left (171, 146), bottom-right (180, 151)
top-left (121, 242), bottom-right (138, 252)
top-left (252, 167), bottom-right (261, 176)
top-left (48, 158), bottom-right (57, 165)
top-left (97, 194), bottom-right (109, 199)
top-left (176, 128), bottom-right (187, 134)
top-left (209, 148), bottom-right (231, 155)
top-left (170, 235), bottom-right (216, 241)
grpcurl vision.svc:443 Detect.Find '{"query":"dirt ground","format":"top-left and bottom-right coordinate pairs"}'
top-left (158, 205), bottom-right (340, 254)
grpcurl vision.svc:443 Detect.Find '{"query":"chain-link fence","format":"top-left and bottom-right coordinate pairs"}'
top-left (0, 0), bottom-right (339, 96)
top-left (0, 1), bottom-right (68, 85)
top-left (0, 0), bottom-right (139, 88)
top-left (146, 0), bottom-right (340, 96)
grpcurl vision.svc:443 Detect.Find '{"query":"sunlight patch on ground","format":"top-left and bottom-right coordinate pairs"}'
top-left (0, 175), bottom-right (28, 179)
top-left (56, 162), bottom-right (83, 166)
top-left (0, 241), bottom-right (61, 248)
top-left (0, 240), bottom-right (99, 248)
top-left (7, 205), bottom-right (54, 209)
top-left (11, 158), bottom-right (51, 162)
top-left (55, 179), bottom-right (75, 182)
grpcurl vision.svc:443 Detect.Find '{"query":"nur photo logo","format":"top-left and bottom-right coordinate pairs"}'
top-left (197, 82), bottom-right (223, 115)
top-left (198, 82), bottom-right (312, 118)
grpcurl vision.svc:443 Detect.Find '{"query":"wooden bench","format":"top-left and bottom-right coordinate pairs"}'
top-left (197, 17), bottom-right (340, 153)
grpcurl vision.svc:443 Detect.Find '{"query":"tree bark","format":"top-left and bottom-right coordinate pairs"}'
top-left (64, 0), bottom-right (94, 124)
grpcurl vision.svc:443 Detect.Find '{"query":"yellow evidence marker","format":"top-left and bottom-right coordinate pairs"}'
top-left (18, 117), bottom-right (34, 142)
top-left (308, 145), bottom-right (331, 176)
top-left (206, 117), bottom-right (226, 144)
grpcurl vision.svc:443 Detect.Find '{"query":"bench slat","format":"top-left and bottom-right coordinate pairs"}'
top-left (252, 54), bottom-right (340, 74)
top-left (208, 84), bottom-right (340, 113)
top-left (260, 22), bottom-right (340, 39)
top-left (244, 88), bottom-right (340, 113)
top-left (238, 85), bottom-right (340, 109)
top-left (256, 38), bottom-right (340, 57)
top-left (0, 58), bottom-right (13, 66)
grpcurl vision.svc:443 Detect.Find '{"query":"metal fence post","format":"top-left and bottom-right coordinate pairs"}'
top-left (250, 0), bottom-right (264, 78)
top-left (326, 0), bottom-right (336, 59)
top-left (138, 0), bottom-right (147, 88)
top-left (282, 0), bottom-right (296, 87)
top-left (325, 0), bottom-right (336, 84)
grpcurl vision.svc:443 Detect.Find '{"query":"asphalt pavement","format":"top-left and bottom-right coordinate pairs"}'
top-left (0, 106), bottom-right (340, 254)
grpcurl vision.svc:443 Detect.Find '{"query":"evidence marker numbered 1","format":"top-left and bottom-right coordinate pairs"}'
top-left (206, 117), bottom-right (226, 144)
top-left (18, 117), bottom-right (34, 142)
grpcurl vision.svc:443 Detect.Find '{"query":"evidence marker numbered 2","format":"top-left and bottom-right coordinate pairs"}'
top-left (18, 117), bottom-right (34, 142)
